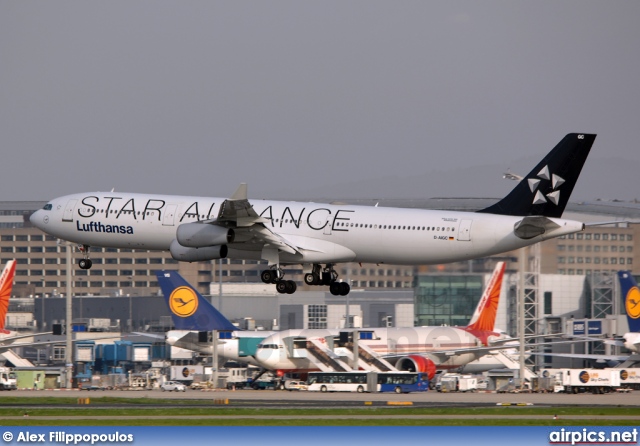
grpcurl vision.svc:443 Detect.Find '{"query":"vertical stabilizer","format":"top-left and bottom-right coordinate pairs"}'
top-left (155, 270), bottom-right (237, 331)
top-left (618, 271), bottom-right (640, 333)
top-left (466, 262), bottom-right (506, 332)
top-left (478, 133), bottom-right (596, 217)
top-left (0, 260), bottom-right (17, 331)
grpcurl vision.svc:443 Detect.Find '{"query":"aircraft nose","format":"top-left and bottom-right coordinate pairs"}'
top-left (29, 210), bottom-right (45, 229)
top-left (255, 346), bottom-right (277, 369)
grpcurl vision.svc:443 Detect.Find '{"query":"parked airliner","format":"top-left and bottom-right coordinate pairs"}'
top-left (30, 133), bottom-right (596, 295)
top-left (254, 262), bottom-right (509, 377)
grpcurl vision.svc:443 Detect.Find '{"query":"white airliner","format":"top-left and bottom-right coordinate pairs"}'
top-left (254, 262), bottom-right (510, 377)
top-left (30, 133), bottom-right (596, 295)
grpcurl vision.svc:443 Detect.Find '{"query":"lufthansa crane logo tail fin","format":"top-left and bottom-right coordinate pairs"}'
top-left (0, 260), bottom-right (17, 332)
top-left (477, 133), bottom-right (596, 218)
top-left (618, 271), bottom-right (640, 333)
top-left (466, 261), bottom-right (506, 333)
top-left (155, 270), bottom-right (237, 331)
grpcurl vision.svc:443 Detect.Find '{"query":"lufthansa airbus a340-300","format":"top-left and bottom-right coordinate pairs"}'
top-left (30, 133), bottom-right (596, 296)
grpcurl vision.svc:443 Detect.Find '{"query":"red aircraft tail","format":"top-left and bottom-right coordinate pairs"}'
top-left (0, 260), bottom-right (17, 332)
top-left (465, 261), bottom-right (506, 333)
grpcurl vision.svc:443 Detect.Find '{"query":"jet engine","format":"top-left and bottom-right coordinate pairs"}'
top-left (170, 239), bottom-right (228, 262)
top-left (395, 355), bottom-right (437, 380)
top-left (176, 223), bottom-right (234, 248)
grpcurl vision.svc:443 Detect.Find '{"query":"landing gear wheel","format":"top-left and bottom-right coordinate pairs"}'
top-left (339, 282), bottom-right (350, 296)
top-left (304, 273), bottom-right (318, 286)
top-left (285, 280), bottom-right (297, 294)
top-left (78, 259), bottom-right (92, 270)
top-left (329, 282), bottom-right (341, 296)
top-left (276, 281), bottom-right (288, 294)
top-left (261, 270), bottom-right (274, 284)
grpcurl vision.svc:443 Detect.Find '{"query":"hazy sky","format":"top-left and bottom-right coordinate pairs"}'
top-left (2, 2), bottom-right (639, 202)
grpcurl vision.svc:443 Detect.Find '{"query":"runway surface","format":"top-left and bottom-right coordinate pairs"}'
top-left (9, 388), bottom-right (639, 407)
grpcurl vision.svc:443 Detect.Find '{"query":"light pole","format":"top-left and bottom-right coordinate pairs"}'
top-left (64, 241), bottom-right (73, 389)
top-left (128, 276), bottom-right (133, 332)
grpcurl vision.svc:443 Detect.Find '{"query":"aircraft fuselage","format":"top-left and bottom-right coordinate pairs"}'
top-left (30, 191), bottom-right (584, 266)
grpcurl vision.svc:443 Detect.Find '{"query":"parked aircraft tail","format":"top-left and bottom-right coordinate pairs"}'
top-left (0, 260), bottom-right (17, 332)
top-left (478, 133), bottom-right (596, 218)
top-left (618, 270), bottom-right (640, 333)
top-left (465, 261), bottom-right (506, 333)
top-left (156, 270), bottom-right (236, 331)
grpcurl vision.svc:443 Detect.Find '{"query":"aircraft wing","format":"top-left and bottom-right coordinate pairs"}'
top-left (380, 342), bottom-right (524, 362)
top-left (0, 334), bottom-right (123, 353)
top-left (131, 332), bottom-right (166, 340)
top-left (215, 183), bottom-right (268, 228)
top-left (381, 338), bottom-right (591, 363)
top-left (528, 352), bottom-right (631, 361)
top-left (203, 184), bottom-right (301, 255)
top-left (0, 331), bottom-right (53, 344)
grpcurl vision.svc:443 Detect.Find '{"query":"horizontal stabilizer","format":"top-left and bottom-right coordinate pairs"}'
top-left (513, 216), bottom-right (559, 239)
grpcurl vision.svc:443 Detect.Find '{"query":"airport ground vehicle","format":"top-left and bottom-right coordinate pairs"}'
top-left (160, 381), bottom-right (187, 392)
top-left (542, 369), bottom-right (621, 394)
top-left (307, 371), bottom-right (429, 393)
top-left (436, 374), bottom-right (478, 392)
top-left (0, 367), bottom-right (16, 390)
top-left (280, 380), bottom-right (308, 391)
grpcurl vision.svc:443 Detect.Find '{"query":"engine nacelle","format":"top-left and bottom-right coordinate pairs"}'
top-left (176, 223), bottom-right (234, 248)
top-left (396, 355), bottom-right (437, 380)
top-left (170, 239), bottom-right (228, 262)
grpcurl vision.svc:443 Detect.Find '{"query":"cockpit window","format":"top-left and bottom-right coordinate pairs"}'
top-left (43, 204), bottom-right (52, 210)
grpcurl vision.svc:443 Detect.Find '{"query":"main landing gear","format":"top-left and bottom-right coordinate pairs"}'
top-left (305, 264), bottom-right (351, 296)
top-left (260, 268), bottom-right (297, 294)
top-left (261, 264), bottom-right (350, 296)
top-left (78, 244), bottom-right (93, 270)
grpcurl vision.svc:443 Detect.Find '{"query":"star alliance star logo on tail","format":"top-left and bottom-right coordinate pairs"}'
top-left (527, 164), bottom-right (565, 207)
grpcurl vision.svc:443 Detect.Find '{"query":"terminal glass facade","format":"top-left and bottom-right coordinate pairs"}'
top-left (413, 274), bottom-right (484, 327)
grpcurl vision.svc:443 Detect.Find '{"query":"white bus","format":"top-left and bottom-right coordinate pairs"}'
top-left (307, 371), bottom-right (429, 393)
top-left (307, 372), bottom-right (369, 393)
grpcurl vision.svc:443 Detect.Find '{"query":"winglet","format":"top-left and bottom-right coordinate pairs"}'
top-left (230, 183), bottom-right (248, 201)
top-left (478, 133), bottom-right (596, 218)
top-left (466, 261), bottom-right (506, 332)
top-left (0, 260), bottom-right (16, 331)
top-left (155, 270), bottom-right (237, 331)
top-left (618, 271), bottom-right (640, 333)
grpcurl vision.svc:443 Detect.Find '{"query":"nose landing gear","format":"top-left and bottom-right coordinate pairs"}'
top-left (77, 244), bottom-right (93, 269)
